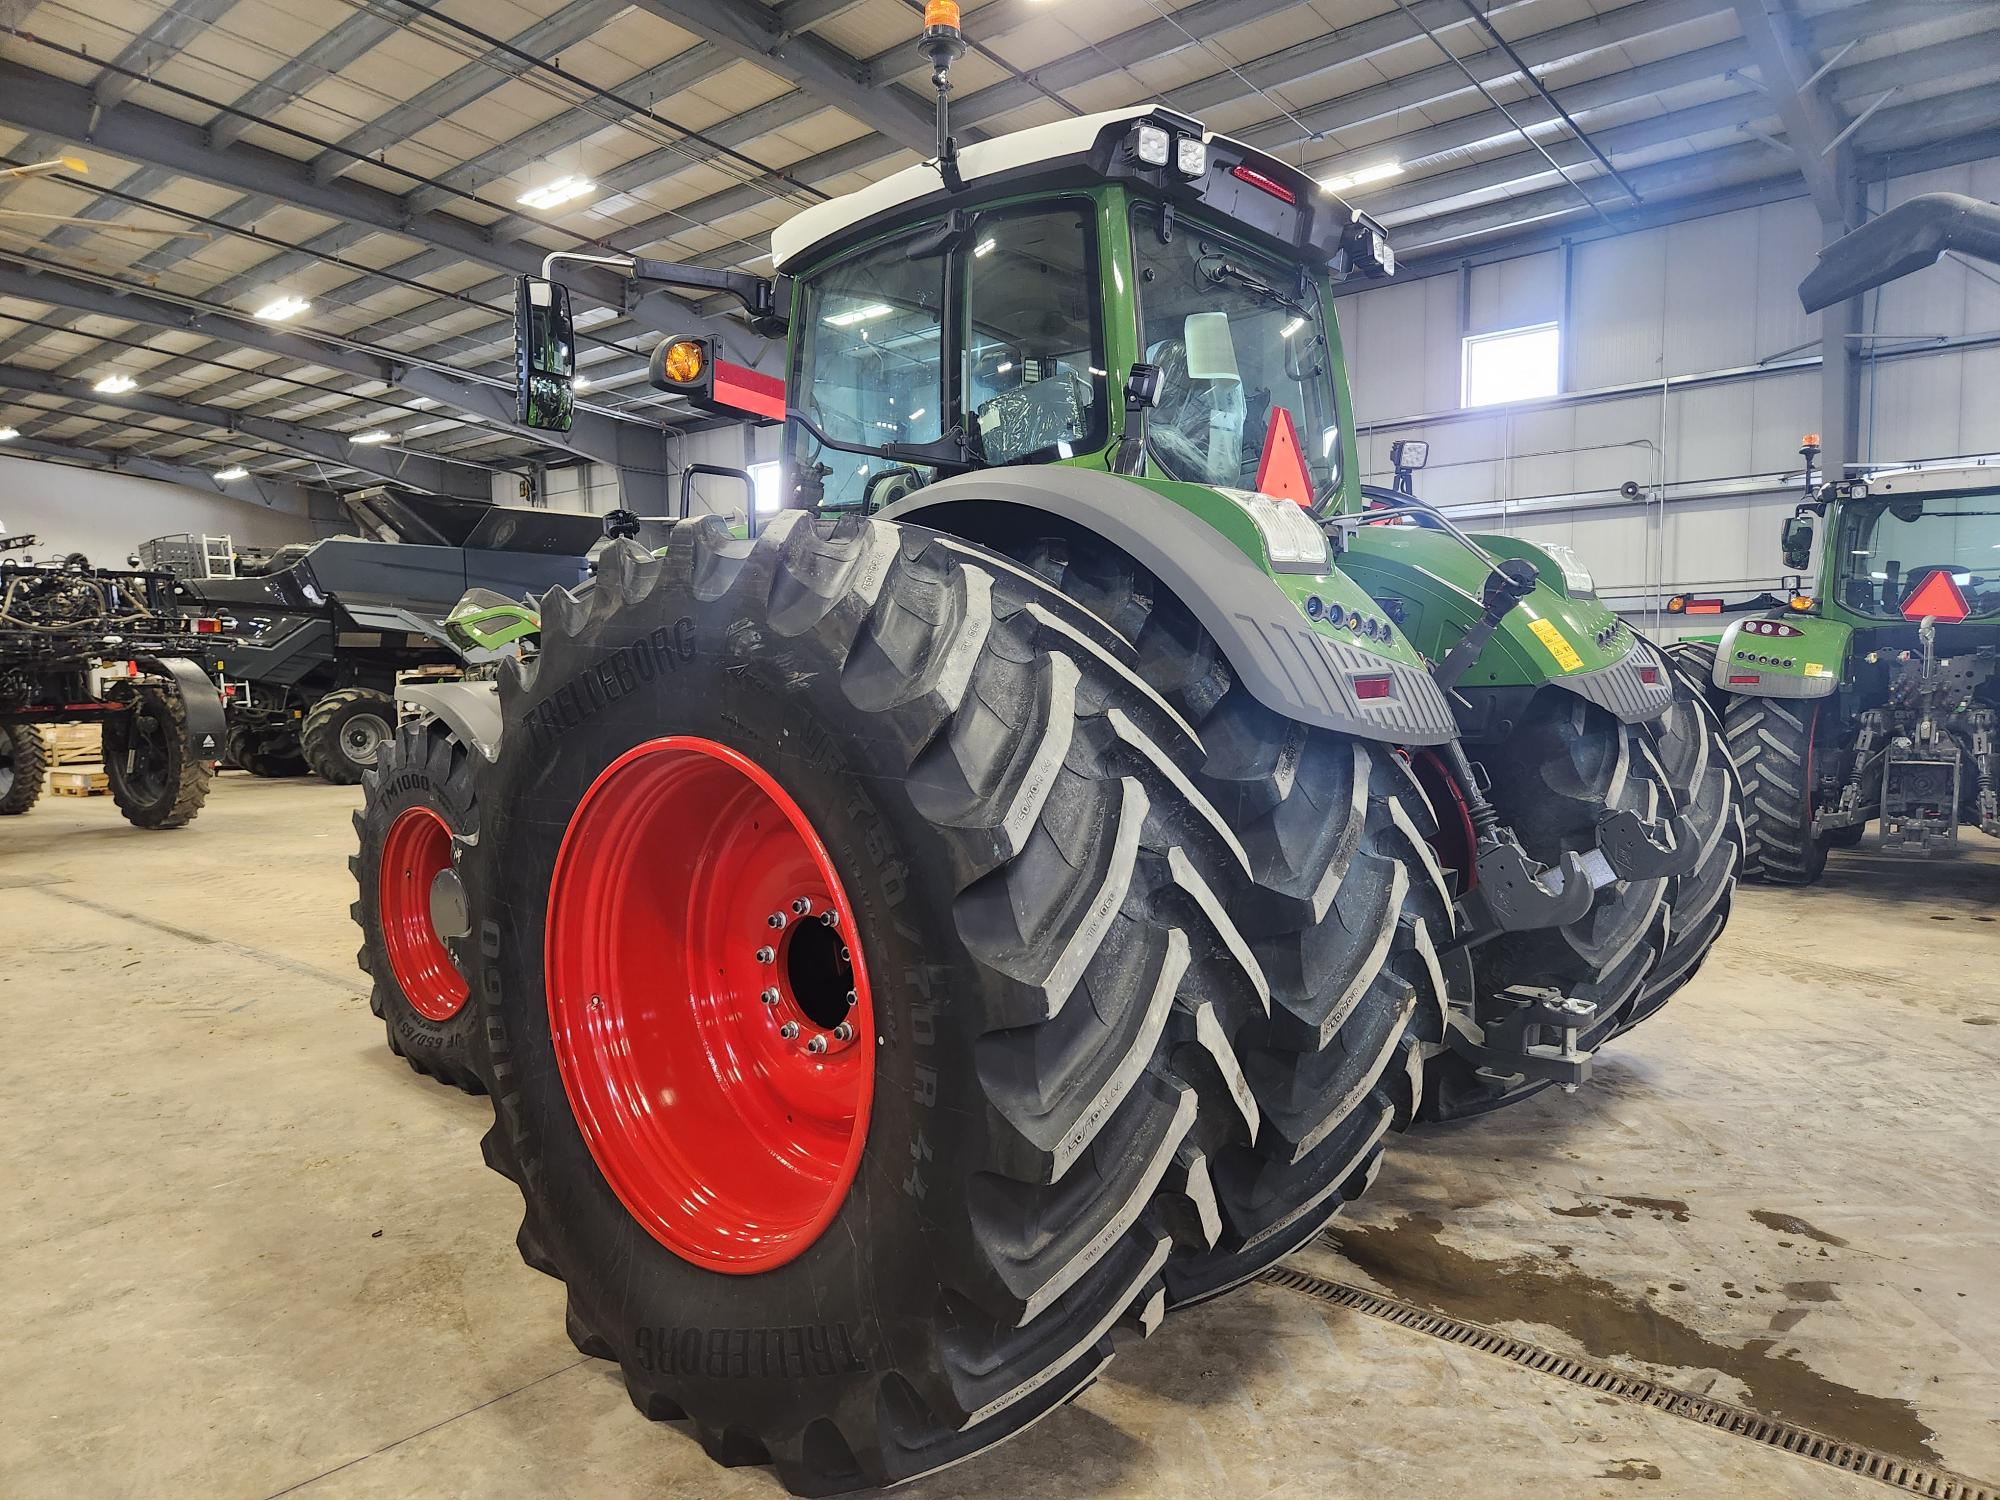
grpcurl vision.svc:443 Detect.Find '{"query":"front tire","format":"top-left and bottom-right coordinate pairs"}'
top-left (352, 716), bottom-right (483, 1092)
top-left (0, 725), bottom-right (46, 815)
top-left (301, 688), bottom-right (396, 784)
top-left (466, 517), bottom-right (1269, 1493)
top-left (1725, 696), bottom-right (1830, 885)
top-left (103, 684), bottom-right (210, 829)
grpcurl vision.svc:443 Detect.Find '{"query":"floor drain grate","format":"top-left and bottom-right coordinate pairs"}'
top-left (1259, 1260), bottom-right (1997, 1500)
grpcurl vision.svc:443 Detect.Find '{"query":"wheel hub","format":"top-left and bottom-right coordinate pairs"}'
top-left (545, 737), bottom-right (876, 1274)
top-left (343, 712), bottom-right (390, 767)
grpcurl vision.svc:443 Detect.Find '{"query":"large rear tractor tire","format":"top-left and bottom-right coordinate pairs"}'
top-left (1623, 655), bottom-right (1743, 1033)
top-left (0, 725), bottom-right (46, 815)
top-left (1006, 535), bottom-right (1451, 1306)
top-left (1726, 695), bottom-right (1830, 885)
top-left (103, 684), bottom-right (211, 829)
top-left (301, 688), bottom-right (397, 784)
top-left (1426, 696), bottom-right (1673, 1120)
top-left (464, 517), bottom-right (1274, 1493)
top-left (353, 715), bottom-right (483, 1093)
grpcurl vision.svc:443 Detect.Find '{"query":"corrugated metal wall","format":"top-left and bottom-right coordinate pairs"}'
top-left (1340, 153), bottom-right (2000, 631)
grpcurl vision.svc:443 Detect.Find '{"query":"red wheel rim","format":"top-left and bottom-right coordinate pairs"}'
top-left (1408, 748), bottom-right (1478, 895)
top-left (378, 805), bottom-right (469, 1022)
top-left (545, 736), bottom-right (876, 1274)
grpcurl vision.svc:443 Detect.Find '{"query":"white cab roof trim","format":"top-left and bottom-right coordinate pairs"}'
top-left (771, 107), bottom-right (1196, 271)
top-left (1863, 459), bottom-right (2000, 496)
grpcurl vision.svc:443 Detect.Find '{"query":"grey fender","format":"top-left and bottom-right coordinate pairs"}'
top-left (134, 655), bottom-right (228, 760)
top-left (399, 679), bottom-right (502, 764)
top-left (1549, 636), bottom-right (1678, 724)
top-left (880, 468), bottom-right (1458, 746)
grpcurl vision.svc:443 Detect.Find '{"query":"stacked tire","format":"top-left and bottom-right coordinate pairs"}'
top-left (410, 514), bottom-right (1452, 1493)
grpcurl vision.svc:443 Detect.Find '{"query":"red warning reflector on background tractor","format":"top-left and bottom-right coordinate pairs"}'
top-left (1255, 406), bottom-right (1313, 506)
top-left (1900, 569), bottom-right (1970, 623)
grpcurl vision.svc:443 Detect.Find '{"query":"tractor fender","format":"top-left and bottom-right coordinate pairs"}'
top-left (398, 679), bottom-right (502, 764)
top-left (882, 468), bottom-right (1458, 746)
top-left (133, 655), bottom-right (228, 760)
top-left (1711, 617), bottom-right (1846, 699)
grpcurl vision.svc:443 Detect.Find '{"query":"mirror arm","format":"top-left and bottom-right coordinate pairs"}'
top-left (539, 251), bottom-right (788, 333)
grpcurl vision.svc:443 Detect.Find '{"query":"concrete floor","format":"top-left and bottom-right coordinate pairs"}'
top-left (4, 773), bottom-right (1997, 1500)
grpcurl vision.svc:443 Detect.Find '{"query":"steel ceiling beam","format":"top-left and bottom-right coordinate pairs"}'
top-left (1, 434), bottom-right (328, 512)
top-left (0, 363), bottom-right (492, 497)
top-left (0, 261), bottom-right (670, 477)
top-left (626, 0), bottom-right (940, 156)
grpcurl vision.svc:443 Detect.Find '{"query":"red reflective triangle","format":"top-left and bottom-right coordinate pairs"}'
top-left (1255, 405), bottom-right (1314, 506)
top-left (1900, 569), bottom-right (1969, 623)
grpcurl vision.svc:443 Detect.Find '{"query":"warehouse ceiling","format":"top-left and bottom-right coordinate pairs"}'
top-left (0, 0), bottom-right (1995, 498)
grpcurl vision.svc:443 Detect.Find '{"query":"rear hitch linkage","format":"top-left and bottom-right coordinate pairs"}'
top-left (1444, 985), bottom-right (1599, 1090)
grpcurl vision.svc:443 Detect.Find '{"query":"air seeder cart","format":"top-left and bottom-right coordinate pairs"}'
top-left (0, 542), bottom-right (225, 829)
top-left (353, 8), bottom-right (1738, 1489)
top-left (1668, 192), bottom-right (2000, 883)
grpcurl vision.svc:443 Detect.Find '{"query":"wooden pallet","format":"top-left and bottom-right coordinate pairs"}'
top-left (39, 725), bottom-right (102, 766)
top-left (48, 767), bottom-right (109, 797)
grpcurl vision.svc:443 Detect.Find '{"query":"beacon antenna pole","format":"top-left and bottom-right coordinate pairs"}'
top-left (920, 1), bottom-right (967, 192)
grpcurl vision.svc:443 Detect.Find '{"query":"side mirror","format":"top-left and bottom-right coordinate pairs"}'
top-left (1781, 514), bottom-right (1814, 571)
top-left (515, 277), bottom-right (575, 432)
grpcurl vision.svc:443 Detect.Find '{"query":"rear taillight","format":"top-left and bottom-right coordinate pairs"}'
top-left (194, 617), bottom-right (222, 634)
top-left (1638, 665), bottom-right (1661, 685)
top-left (1351, 674), bottom-right (1393, 701)
top-left (1230, 163), bottom-right (1296, 204)
top-left (1728, 673), bottom-right (1759, 685)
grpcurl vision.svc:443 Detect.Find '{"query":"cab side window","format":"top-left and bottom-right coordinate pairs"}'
top-left (963, 205), bottom-right (1105, 465)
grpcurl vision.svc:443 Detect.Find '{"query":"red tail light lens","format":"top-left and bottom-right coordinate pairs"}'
top-left (1230, 163), bottom-right (1297, 204)
top-left (1351, 673), bottom-right (1393, 701)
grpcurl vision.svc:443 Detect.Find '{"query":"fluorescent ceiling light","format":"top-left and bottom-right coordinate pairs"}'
top-left (1279, 316), bottom-right (1304, 338)
top-left (517, 175), bottom-right (594, 210)
top-left (254, 293), bottom-right (310, 322)
top-left (973, 237), bottom-right (997, 257)
top-left (825, 302), bottom-right (892, 327)
top-left (0, 425), bottom-right (18, 440)
top-left (214, 465), bottom-right (249, 481)
top-left (572, 374), bottom-right (592, 392)
top-left (1318, 160), bottom-right (1404, 194)
top-left (94, 373), bottom-right (136, 394)
top-left (351, 429), bottom-right (393, 445)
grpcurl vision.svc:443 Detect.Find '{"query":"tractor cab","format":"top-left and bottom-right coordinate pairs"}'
top-left (1817, 468), bottom-right (2000, 626)
top-left (750, 106), bottom-right (1393, 518)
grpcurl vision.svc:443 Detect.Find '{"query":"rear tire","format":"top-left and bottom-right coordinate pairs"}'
top-left (1725, 696), bottom-right (1830, 885)
top-left (1427, 696), bottom-right (1672, 1120)
top-left (0, 725), bottom-right (46, 815)
top-left (301, 688), bottom-right (396, 784)
top-left (1623, 655), bottom-right (1743, 1033)
top-left (353, 716), bottom-right (483, 1093)
top-left (466, 517), bottom-right (1271, 1493)
top-left (1004, 535), bottom-right (1449, 1306)
top-left (103, 685), bottom-right (210, 829)
top-left (228, 723), bottom-right (310, 778)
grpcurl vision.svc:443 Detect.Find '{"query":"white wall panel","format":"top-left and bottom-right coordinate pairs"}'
top-left (0, 453), bottom-right (316, 561)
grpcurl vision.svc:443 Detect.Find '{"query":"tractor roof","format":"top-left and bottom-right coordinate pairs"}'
top-left (1859, 461), bottom-right (2000, 499)
top-left (769, 105), bottom-right (1376, 278)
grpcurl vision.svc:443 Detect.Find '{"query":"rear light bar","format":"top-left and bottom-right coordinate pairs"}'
top-left (194, 617), bottom-right (223, 634)
top-left (1666, 595), bottom-right (1723, 615)
top-left (1741, 620), bottom-right (1802, 638)
top-left (1230, 163), bottom-right (1297, 204)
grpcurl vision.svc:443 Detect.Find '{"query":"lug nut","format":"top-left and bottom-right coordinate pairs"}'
top-left (780, 1021), bottom-right (799, 1039)
top-left (755, 946), bottom-right (775, 965)
top-left (761, 987), bottom-right (780, 1006)
top-left (833, 1022), bottom-right (854, 1042)
top-left (820, 909), bottom-right (840, 928)
top-left (791, 897), bottom-right (812, 916)
top-left (844, 989), bottom-right (856, 1009)
top-left (767, 911), bottom-right (787, 930)
top-left (840, 947), bottom-right (850, 963)
top-left (806, 1034), bottom-right (828, 1055)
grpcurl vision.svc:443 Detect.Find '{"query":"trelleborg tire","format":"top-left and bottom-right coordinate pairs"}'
top-left (464, 516), bottom-right (1273, 1494)
top-left (103, 683), bottom-right (210, 829)
top-left (1003, 535), bottom-right (1451, 1308)
top-left (1622, 649), bottom-right (1744, 1034)
top-left (352, 715), bottom-right (483, 1093)
top-left (1425, 695), bottom-right (1672, 1120)
top-left (301, 687), bottom-right (397, 784)
top-left (0, 724), bottom-right (46, 815)
top-left (1725, 694), bottom-right (1830, 885)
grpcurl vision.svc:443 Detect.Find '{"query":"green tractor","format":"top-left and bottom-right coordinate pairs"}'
top-left (1667, 193), bottom-right (2000, 884)
top-left (351, 12), bottom-right (1737, 1490)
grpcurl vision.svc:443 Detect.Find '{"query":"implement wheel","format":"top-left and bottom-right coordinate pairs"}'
top-left (466, 517), bottom-right (1268, 1493)
top-left (352, 716), bottom-right (483, 1092)
top-left (103, 684), bottom-right (210, 829)
top-left (0, 725), bottom-right (46, 816)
